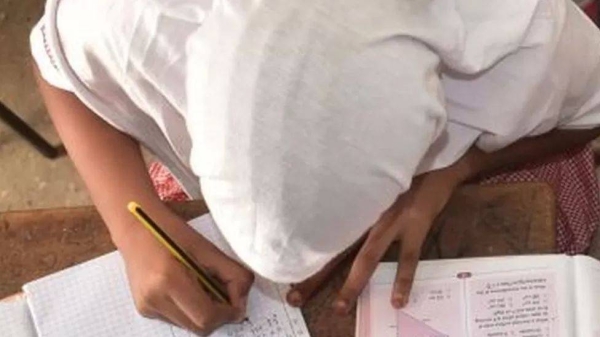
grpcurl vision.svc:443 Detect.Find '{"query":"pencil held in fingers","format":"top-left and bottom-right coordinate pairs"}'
top-left (126, 201), bottom-right (254, 330)
top-left (127, 201), bottom-right (230, 304)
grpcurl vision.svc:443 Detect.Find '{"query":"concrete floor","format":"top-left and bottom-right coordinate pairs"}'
top-left (0, 0), bottom-right (90, 212)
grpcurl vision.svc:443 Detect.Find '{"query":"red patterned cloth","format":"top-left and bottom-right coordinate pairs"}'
top-left (148, 162), bottom-right (189, 202)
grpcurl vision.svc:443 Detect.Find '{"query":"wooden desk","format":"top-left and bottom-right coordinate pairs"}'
top-left (0, 183), bottom-right (556, 336)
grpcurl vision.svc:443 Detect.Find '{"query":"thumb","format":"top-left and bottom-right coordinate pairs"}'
top-left (287, 235), bottom-right (364, 307)
top-left (226, 270), bottom-right (254, 314)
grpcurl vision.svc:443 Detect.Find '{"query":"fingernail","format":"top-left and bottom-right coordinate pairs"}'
top-left (236, 312), bottom-right (247, 323)
top-left (392, 294), bottom-right (403, 309)
top-left (287, 290), bottom-right (303, 307)
top-left (333, 299), bottom-right (348, 314)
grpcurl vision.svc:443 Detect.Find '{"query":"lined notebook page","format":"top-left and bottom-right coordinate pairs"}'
top-left (23, 214), bottom-right (310, 337)
top-left (0, 294), bottom-right (36, 337)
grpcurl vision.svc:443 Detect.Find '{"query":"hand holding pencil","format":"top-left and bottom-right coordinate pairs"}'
top-left (117, 202), bottom-right (254, 335)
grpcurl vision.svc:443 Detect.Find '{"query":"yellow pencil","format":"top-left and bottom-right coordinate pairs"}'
top-left (127, 201), bottom-right (230, 304)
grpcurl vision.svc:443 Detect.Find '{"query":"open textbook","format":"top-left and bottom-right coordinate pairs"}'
top-left (356, 255), bottom-right (600, 337)
top-left (0, 215), bottom-right (310, 337)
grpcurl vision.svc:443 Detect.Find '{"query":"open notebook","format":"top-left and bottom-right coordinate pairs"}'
top-left (0, 215), bottom-right (310, 337)
top-left (356, 255), bottom-right (600, 337)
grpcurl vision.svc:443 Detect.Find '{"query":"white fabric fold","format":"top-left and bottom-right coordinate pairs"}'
top-left (31, 0), bottom-right (600, 281)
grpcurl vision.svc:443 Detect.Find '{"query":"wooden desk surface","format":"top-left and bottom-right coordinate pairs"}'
top-left (0, 183), bottom-right (556, 336)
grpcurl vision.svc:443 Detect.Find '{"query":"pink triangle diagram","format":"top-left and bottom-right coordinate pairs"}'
top-left (397, 311), bottom-right (448, 337)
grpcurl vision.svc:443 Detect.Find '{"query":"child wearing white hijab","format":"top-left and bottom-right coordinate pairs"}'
top-left (31, 0), bottom-right (600, 333)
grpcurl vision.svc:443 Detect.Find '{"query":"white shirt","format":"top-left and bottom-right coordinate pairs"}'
top-left (31, 0), bottom-right (600, 282)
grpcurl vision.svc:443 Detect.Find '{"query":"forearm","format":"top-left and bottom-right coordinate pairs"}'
top-left (453, 127), bottom-right (600, 183)
top-left (34, 66), bottom-right (173, 248)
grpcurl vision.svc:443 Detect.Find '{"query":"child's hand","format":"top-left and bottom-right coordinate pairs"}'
top-left (330, 170), bottom-right (460, 313)
top-left (286, 162), bottom-right (470, 311)
top-left (117, 213), bottom-right (254, 335)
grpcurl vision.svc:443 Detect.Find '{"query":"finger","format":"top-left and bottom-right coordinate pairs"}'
top-left (134, 292), bottom-right (203, 334)
top-left (287, 256), bottom-right (343, 307)
top-left (186, 240), bottom-right (253, 316)
top-left (287, 235), bottom-right (365, 307)
top-left (335, 218), bottom-right (398, 314)
top-left (225, 272), bottom-right (254, 320)
top-left (392, 235), bottom-right (426, 309)
top-left (287, 250), bottom-right (346, 307)
top-left (170, 270), bottom-right (239, 334)
top-left (156, 297), bottom-right (206, 335)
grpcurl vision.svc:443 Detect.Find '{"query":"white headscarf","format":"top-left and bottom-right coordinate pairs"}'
top-left (32, 0), bottom-right (600, 282)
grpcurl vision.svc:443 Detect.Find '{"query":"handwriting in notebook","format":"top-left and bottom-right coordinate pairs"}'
top-left (166, 217), bottom-right (310, 337)
top-left (23, 215), bottom-right (311, 337)
top-left (467, 271), bottom-right (559, 337)
top-left (169, 312), bottom-right (297, 337)
top-left (245, 313), bottom-right (294, 337)
top-left (168, 280), bottom-right (306, 337)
